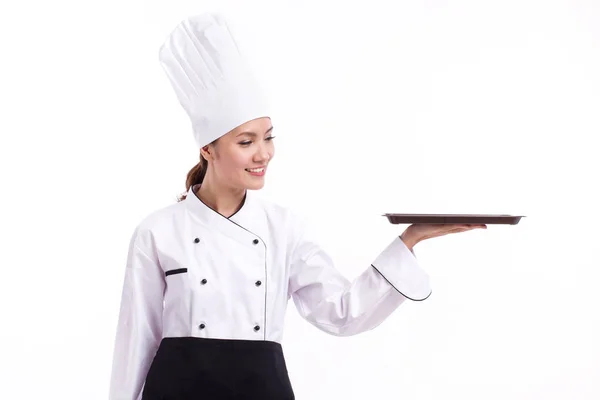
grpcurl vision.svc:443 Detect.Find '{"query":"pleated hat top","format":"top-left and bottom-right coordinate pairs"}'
top-left (159, 13), bottom-right (270, 148)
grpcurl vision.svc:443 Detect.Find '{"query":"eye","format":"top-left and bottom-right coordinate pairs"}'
top-left (239, 136), bottom-right (276, 146)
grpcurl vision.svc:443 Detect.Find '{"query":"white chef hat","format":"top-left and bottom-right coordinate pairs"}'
top-left (159, 13), bottom-right (270, 149)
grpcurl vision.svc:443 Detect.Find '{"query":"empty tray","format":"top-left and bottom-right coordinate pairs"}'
top-left (383, 213), bottom-right (525, 225)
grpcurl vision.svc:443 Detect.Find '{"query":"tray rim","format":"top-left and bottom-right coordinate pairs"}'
top-left (382, 213), bottom-right (526, 217)
top-left (383, 214), bottom-right (526, 225)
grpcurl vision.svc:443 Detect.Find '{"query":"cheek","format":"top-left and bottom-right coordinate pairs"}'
top-left (214, 154), bottom-right (244, 177)
top-left (228, 153), bottom-right (252, 173)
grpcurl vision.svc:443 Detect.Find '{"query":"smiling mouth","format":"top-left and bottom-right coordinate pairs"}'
top-left (245, 167), bottom-right (266, 173)
top-left (245, 167), bottom-right (266, 177)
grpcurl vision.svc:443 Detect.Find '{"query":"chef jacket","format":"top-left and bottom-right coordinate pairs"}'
top-left (109, 183), bottom-right (432, 399)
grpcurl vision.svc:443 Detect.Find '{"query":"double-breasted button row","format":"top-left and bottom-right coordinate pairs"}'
top-left (197, 278), bottom-right (260, 287)
top-left (197, 237), bottom-right (259, 246)
top-left (198, 323), bottom-right (261, 332)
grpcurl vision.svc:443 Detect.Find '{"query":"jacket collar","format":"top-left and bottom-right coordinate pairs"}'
top-left (183, 184), bottom-right (266, 247)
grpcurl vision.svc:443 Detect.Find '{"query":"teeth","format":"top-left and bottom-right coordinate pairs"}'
top-left (247, 168), bottom-right (265, 173)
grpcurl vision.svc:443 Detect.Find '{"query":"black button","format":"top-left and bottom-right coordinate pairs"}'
top-left (252, 239), bottom-right (259, 245)
top-left (255, 280), bottom-right (262, 287)
top-left (199, 323), bottom-right (205, 330)
top-left (201, 279), bottom-right (207, 285)
top-left (194, 238), bottom-right (200, 243)
top-left (254, 325), bottom-right (260, 331)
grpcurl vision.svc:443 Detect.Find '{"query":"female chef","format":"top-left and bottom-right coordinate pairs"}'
top-left (108, 13), bottom-right (486, 400)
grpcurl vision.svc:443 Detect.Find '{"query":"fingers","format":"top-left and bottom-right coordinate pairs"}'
top-left (444, 224), bottom-right (487, 235)
top-left (406, 223), bottom-right (487, 243)
top-left (454, 224), bottom-right (487, 229)
top-left (446, 227), bottom-right (471, 234)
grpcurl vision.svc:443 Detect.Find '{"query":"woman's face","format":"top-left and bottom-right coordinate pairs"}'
top-left (203, 117), bottom-right (275, 191)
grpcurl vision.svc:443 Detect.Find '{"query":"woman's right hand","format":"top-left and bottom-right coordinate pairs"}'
top-left (401, 223), bottom-right (487, 249)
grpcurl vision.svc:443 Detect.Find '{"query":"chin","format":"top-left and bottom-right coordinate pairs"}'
top-left (245, 179), bottom-right (265, 190)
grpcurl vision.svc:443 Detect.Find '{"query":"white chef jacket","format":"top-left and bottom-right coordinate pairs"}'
top-left (109, 183), bottom-right (431, 399)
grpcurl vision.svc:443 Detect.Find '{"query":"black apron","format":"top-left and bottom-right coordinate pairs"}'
top-left (141, 337), bottom-right (295, 400)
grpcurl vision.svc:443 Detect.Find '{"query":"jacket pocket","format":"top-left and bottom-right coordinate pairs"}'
top-left (165, 268), bottom-right (188, 277)
top-left (164, 268), bottom-right (189, 301)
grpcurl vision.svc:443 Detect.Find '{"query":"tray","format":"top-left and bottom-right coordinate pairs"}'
top-left (383, 213), bottom-right (525, 225)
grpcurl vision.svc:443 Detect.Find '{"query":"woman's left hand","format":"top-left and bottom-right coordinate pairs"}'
top-left (401, 223), bottom-right (487, 249)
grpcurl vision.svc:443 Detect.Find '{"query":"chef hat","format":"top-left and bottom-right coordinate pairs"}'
top-left (159, 13), bottom-right (270, 149)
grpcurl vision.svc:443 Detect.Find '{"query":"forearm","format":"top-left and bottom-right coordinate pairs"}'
top-left (399, 231), bottom-right (418, 252)
top-left (290, 235), bottom-right (431, 336)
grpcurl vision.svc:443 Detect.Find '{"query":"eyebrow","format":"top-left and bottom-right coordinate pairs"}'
top-left (236, 126), bottom-right (274, 137)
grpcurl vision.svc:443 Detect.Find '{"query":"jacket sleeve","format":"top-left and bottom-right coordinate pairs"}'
top-left (287, 212), bottom-right (432, 337)
top-left (109, 226), bottom-right (165, 400)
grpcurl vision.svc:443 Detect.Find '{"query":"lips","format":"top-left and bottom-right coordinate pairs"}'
top-left (245, 166), bottom-right (266, 172)
top-left (246, 166), bottom-right (266, 176)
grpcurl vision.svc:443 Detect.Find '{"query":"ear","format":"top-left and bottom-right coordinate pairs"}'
top-left (199, 145), bottom-right (212, 161)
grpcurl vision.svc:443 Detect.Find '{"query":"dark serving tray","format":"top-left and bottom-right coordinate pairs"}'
top-left (383, 213), bottom-right (525, 225)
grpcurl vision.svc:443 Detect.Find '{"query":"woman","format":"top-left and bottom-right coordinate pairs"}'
top-left (108, 13), bottom-right (486, 400)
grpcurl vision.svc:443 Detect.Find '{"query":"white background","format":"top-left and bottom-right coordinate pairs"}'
top-left (1, 0), bottom-right (599, 398)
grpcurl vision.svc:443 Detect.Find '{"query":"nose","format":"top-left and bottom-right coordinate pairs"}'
top-left (255, 142), bottom-right (273, 163)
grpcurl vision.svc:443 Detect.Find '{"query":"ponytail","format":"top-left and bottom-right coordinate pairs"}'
top-left (177, 139), bottom-right (218, 202)
top-left (176, 157), bottom-right (206, 202)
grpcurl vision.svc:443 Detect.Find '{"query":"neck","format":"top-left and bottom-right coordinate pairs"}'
top-left (195, 177), bottom-right (246, 219)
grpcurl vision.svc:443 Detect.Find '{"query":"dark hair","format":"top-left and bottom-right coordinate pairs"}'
top-left (177, 138), bottom-right (218, 202)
